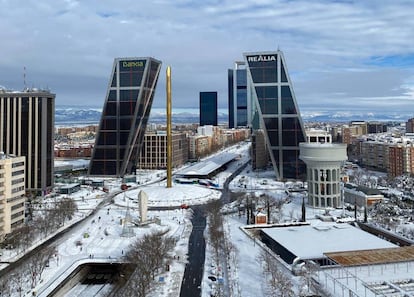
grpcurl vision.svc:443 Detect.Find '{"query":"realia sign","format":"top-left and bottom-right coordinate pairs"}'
top-left (247, 55), bottom-right (277, 62)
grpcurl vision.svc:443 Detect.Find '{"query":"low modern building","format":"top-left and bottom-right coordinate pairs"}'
top-left (0, 153), bottom-right (26, 240)
top-left (343, 183), bottom-right (384, 207)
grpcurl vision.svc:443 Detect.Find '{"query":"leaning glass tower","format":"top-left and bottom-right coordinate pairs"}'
top-left (244, 51), bottom-right (306, 180)
top-left (89, 57), bottom-right (162, 176)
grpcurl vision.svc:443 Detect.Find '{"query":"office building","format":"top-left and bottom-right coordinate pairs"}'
top-left (137, 132), bottom-right (188, 169)
top-left (0, 153), bottom-right (25, 240)
top-left (406, 118), bottom-right (414, 133)
top-left (228, 62), bottom-right (248, 128)
top-left (199, 91), bottom-right (218, 126)
top-left (89, 57), bottom-right (162, 176)
top-left (244, 50), bottom-right (306, 180)
top-left (0, 89), bottom-right (55, 192)
top-left (299, 130), bottom-right (347, 208)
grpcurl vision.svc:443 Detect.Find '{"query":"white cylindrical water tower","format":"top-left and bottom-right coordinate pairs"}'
top-left (299, 131), bottom-right (347, 208)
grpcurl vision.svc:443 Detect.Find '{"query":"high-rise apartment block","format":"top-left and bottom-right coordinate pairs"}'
top-left (228, 62), bottom-right (248, 128)
top-left (89, 57), bottom-right (162, 177)
top-left (0, 153), bottom-right (25, 240)
top-left (244, 51), bottom-right (306, 180)
top-left (199, 92), bottom-right (218, 126)
top-left (388, 144), bottom-right (414, 178)
top-left (0, 89), bottom-right (55, 192)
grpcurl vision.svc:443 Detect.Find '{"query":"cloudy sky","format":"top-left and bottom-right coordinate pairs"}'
top-left (1, 0), bottom-right (414, 116)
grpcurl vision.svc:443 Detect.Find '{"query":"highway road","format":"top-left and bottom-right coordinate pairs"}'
top-left (179, 206), bottom-right (206, 297)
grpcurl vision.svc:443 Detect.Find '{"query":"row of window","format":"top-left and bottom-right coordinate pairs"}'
top-left (308, 182), bottom-right (339, 196)
top-left (12, 161), bottom-right (24, 168)
top-left (11, 169), bottom-right (24, 176)
top-left (308, 168), bottom-right (340, 182)
top-left (11, 177), bottom-right (24, 185)
top-left (11, 186), bottom-right (24, 193)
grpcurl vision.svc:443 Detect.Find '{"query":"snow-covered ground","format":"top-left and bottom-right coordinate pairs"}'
top-left (3, 139), bottom-right (414, 297)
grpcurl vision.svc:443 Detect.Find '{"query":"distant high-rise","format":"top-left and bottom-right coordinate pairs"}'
top-left (228, 62), bottom-right (248, 128)
top-left (89, 57), bottom-right (162, 177)
top-left (199, 91), bottom-right (218, 126)
top-left (244, 50), bottom-right (306, 180)
top-left (0, 89), bottom-right (55, 192)
top-left (406, 118), bottom-right (414, 133)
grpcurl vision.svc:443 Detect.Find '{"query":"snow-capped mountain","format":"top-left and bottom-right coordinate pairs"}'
top-left (55, 105), bottom-right (411, 126)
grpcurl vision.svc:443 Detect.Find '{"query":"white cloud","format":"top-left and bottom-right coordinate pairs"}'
top-left (0, 0), bottom-right (413, 115)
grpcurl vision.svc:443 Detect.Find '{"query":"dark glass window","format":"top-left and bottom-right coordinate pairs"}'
top-left (282, 118), bottom-right (304, 146)
top-left (120, 89), bottom-right (139, 101)
top-left (267, 131), bottom-right (279, 146)
top-left (281, 60), bottom-right (288, 82)
top-left (120, 132), bottom-right (130, 144)
top-left (111, 71), bottom-right (117, 87)
top-left (104, 102), bottom-right (117, 116)
top-left (236, 69), bottom-right (247, 85)
top-left (120, 101), bottom-right (136, 116)
top-left (255, 86), bottom-right (278, 115)
top-left (281, 86), bottom-right (296, 114)
top-left (97, 132), bottom-right (117, 145)
top-left (237, 89), bottom-right (247, 106)
top-left (102, 118), bottom-right (117, 130)
top-left (108, 90), bottom-right (117, 101)
top-left (119, 118), bottom-right (132, 130)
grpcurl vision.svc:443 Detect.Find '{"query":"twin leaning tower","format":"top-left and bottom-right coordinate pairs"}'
top-left (87, 52), bottom-right (347, 209)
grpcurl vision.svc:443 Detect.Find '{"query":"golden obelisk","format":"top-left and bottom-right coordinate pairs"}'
top-left (166, 66), bottom-right (172, 188)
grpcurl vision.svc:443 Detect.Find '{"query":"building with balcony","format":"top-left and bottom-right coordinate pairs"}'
top-left (0, 153), bottom-right (25, 241)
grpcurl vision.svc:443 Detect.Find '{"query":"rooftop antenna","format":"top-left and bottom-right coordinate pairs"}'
top-left (23, 66), bottom-right (27, 90)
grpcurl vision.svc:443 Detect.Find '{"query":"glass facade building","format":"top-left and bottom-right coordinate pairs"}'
top-left (89, 57), bottom-right (162, 176)
top-left (228, 62), bottom-right (249, 128)
top-left (0, 90), bottom-right (55, 192)
top-left (199, 91), bottom-right (218, 126)
top-left (244, 51), bottom-right (306, 180)
top-left (228, 62), bottom-right (248, 128)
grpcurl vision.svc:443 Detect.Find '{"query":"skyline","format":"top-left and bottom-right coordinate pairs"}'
top-left (1, 1), bottom-right (414, 115)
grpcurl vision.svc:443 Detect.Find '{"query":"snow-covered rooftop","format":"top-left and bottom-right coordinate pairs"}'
top-left (176, 152), bottom-right (239, 177)
top-left (261, 221), bottom-right (397, 261)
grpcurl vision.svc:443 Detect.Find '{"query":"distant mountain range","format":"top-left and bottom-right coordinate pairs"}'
top-left (55, 105), bottom-right (411, 126)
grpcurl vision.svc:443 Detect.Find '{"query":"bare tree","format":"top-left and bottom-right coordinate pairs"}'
top-left (0, 277), bottom-right (12, 297)
top-left (206, 200), bottom-right (224, 264)
top-left (119, 230), bottom-right (176, 297)
top-left (9, 270), bottom-right (26, 297)
top-left (259, 250), bottom-right (294, 297)
top-left (27, 245), bottom-right (56, 288)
